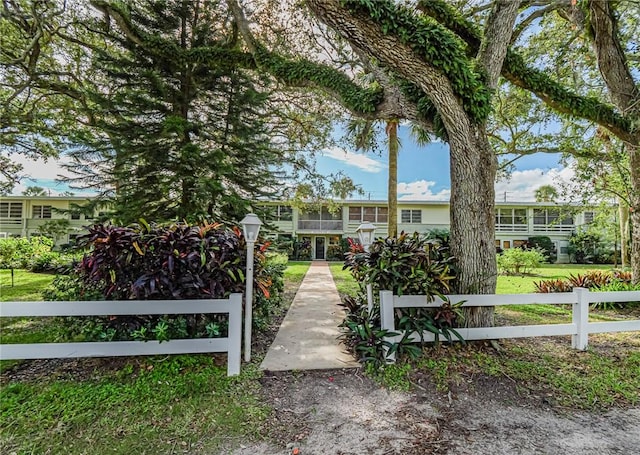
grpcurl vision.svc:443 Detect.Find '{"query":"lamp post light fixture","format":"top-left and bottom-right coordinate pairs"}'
top-left (356, 222), bottom-right (376, 313)
top-left (356, 222), bottom-right (376, 252)
top-left (240, 213), bottom-right (262, 362)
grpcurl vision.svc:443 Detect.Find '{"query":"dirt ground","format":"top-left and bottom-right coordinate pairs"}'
top-left (225, 368), bottom-right (640, 455)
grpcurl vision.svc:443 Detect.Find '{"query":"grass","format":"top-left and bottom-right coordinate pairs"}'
top-left (496, 264), bottom-right (614, 294)
top-left (1, 262), bottom-right (312, 454)
top-left (0, 269), bottom-right (55, 302)
top-left (283, 261), bottom-right (311, 287)
top-left (410, 340), bottom-right (640, 409)
top-left (328, 262), bottom-right (360, 297)
top-left (1, 357), bottom-right (268, 454)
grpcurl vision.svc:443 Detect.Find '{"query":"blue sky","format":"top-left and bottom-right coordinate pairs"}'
top-left (314, 124), bottom-right (571, 202)
top-left (10, 123), bottom-right (572, 201)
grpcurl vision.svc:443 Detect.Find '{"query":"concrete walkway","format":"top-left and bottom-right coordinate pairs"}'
top-left (260, 261), bottom-right (359, 371)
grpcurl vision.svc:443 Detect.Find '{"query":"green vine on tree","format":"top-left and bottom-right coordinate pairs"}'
top-left (341, 0), bottom-right (493, 124)
top-left (416, 0), bottom-right (635, 137)
top-left (257, 51), bottom-right (384, 114)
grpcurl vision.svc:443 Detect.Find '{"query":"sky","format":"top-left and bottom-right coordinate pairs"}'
top-left (315, 124), bottom-right (572, 202)
top-left (8, 123), bottom-right (572, 201)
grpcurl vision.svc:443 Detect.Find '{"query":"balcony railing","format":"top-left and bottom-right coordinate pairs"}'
top-left (533, 224), bottom-right (574, 233)
top-left (297, 220), bottom-right (343, 231)
top-left (495, 224), bottom-right (528, 232)
top-left (0, 217), bottom-right (22, 226)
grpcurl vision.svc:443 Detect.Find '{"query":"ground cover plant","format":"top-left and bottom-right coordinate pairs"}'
top-left (1, 357), bottom-right (268, 454)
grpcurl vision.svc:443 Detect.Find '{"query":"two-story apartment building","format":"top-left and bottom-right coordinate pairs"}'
top-left (263, 200), bottom-right (595, 263)
top-left (1, 195), bottom-right (595, 262)
top-left (0, 196), bottom-right (97, 244)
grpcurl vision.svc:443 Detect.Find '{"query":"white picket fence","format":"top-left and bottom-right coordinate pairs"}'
top-left (380, 288), bottom-right (640, 361)
top-left (0, 293), bottom-right (243, 376)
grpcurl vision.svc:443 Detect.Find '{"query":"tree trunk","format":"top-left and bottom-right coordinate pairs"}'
top-left (387, 120), bottom-right (398, 238)
top-left (618, 198), bottom-right (629, 268)
top-left (629, 145), bottom-right (640, 283)
top-left (450, 128), bottom-right (498, 327)
top-left (587, 0), bottom-right (640, 282)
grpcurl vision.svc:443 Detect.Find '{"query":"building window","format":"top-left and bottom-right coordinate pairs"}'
top-left (278, 206), bottom-right (293, 221)
top-left (496, 208), bottom-right (527, 231)
top-left (328, 235), bottom-right (341, 246)
top-left (32, 205), bottom-right (52, 219)
top-left (583, 211), bottom-right (594, 224)
top-left (533, 209), bottom-right (573, 226)
top-left (363, 207), bottom-right (376, 222)
top-left (71, 212), bottom-right (81, 220)
top-left (0, 202), bottom-right (22, 218)
top-left (401, 209), bottom-right (421, 224)
top-left (348, 206), bottom-right (388, 223)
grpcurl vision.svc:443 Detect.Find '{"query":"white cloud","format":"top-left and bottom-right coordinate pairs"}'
top-left (397, 180), bottom-right (451, 201)
top-left (495, 167), bottom-right (575, 202)
top-left (10, 154), bottom-right (71, 180)
top-left (397, 166), bottom-right (575, 203)
top-left (5, 155), bottom-right (97, 196)
top-left (322, 147), bottom-right (386, 173)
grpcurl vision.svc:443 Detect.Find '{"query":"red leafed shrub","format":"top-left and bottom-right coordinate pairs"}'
top-left (46, 221), bottom-right (281, 341)
top-left (534, 279), bottom-right (572, 293)
top-left (79, 222), bottom-right (249, 299)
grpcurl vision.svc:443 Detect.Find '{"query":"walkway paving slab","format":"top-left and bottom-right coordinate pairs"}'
top-left (260, 261), bottom-right (359, 371)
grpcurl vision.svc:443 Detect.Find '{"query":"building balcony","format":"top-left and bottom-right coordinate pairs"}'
top-left (297, 220), bottom-right (343, 232)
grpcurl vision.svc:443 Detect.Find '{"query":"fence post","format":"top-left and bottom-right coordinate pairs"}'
top-left (572, 287), bottom-right (589, 350)
top-left (227, 293), bottom-right (242, 376)
top-left (366, 283), bottom-right (374, 314)
top-left (380, 290), bottom-right (396, 363)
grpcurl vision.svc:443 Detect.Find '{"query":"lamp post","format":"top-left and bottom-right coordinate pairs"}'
top-left (356, 222), bottom-right (376, 252)
top-left (356, 222), bottom-right (376, 313)
top-left (240, 213), bottom-right (262, 362)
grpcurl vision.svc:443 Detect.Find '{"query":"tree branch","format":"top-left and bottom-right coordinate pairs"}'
top-left (418, 0), bottom-right (636, 144)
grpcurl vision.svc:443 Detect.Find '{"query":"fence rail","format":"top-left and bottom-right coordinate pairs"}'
top-left (379, 288), bottom-right (640, 361)
top-left (0, 294), bottom-right (243, 376)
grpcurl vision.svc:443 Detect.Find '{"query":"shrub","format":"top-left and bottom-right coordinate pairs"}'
top-left (344, 231), bottom-right (456, 297)
top-left (0, 236), bottom-right (54, 269)
top-left (611, 270), bottom-right (632, 283)
top-left (43, 221), bottom-right (283, 341)
top-left (497, 247), bottom-right (545, 275)
top-left (341, 232), bottom-right (462, 366)
top-left (592, 282), bottom-right (640, 310)
top-left (534, 278), bottom-right (572, 293)
top-left (291, 238), bottom-right (311, 260)
top-left (568, 231), bottom-right (614, 264)
top-left (527, 236), bottom-right (556, 263)
top-left (326, 244), bottom-right (345, 261)
top-left (535, 269), bottom-right (638, 310)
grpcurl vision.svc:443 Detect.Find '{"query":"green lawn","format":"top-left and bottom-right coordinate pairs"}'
top-left (328, 262), bottom-right (360, 297)
top-left (283, 261), bottom-right (311, 287)
top-left (496, 264), bottom-right (614, 294)
top-left (0, 269), bottom-right (55, 302)
top-left (0, 263), bottom-right (311, 454)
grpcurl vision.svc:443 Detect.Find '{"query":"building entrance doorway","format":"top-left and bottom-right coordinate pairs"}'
top-left (315, 237), bottom-right (325, 260)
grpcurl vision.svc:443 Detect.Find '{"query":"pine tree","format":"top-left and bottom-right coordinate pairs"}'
top-left (68, 0), bottom-right (287, 223)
